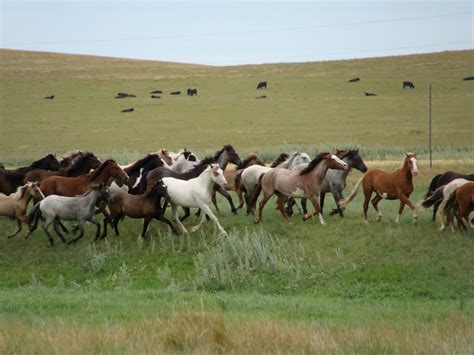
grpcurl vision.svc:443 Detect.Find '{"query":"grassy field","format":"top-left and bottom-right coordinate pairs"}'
top-left (0, 49), bottom-right (473, 161)
top-left (0, 50), bottom-right (473, 353)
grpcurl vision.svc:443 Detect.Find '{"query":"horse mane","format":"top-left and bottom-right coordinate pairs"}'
top-left (340, 149), bottom-right (357, 160)
top-left (270, 153), bottom-right (290, 168)
top-left (299, 152), bottom-right (329, 175)
top-left (241, 154), bottom-right (263, 167)
top-left (89, 160), bottom-right (115, 180)
top-left (213, 147), bottom-right (226, 161)
top-left (193, 156), bottom-right (215, 169)
top-left (65, 152), bottom-right (94, 175)
top-left (126, 154), bottom-right (160, 175)
top-left (10, 184), bottom-right (27, 199)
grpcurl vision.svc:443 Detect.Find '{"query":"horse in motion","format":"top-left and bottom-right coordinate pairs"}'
top-left (254, 153), bottom-right (347, 225)
top-left (443, 182), bottom-right (474, 232)
top-left (163, 164), bottom-right (228, 235)
top-left (0, 182), bottom-right (44, 238)
top-left (29, 184), bottom-right (111, 246)
top-left (340, 153), bottom-right (418, 223)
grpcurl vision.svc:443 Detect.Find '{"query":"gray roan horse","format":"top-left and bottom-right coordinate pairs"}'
top-left (29, 184), bottom-right (111, 246)
top-left (286, 149), bottom-right (368, 217)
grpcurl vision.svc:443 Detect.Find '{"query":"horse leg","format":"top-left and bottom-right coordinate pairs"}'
top-left (198, 204), bottom-right (227, 235)
top-left (211, 188), bottom-right (219, 212)
top-left (171, 203), bottom-right (189, 235)
top-left (52, 218), bottom-right (67, 244)
top-left (7, 219), bottom-right (22, 239)
top-left (155, 213), bottom-right (179, 235)
top-left (88, 217), bottom-right (101, 241)
top-left (301, 198), bottom-right (308, 215)
top-left (235, 187), bottom-right (244, 210)
top-left (432, 200), bottom-right (441, 221)
top-left (141, 217), bottom-right (151, 238)
top-left (285, 197), bottom-right (295, 217)
top-left (371, 194), bottom-right (383, 222)
top-left (179, 207), bottom-right (191, 222)
top-left (190, 208), bottom-right (207, 234)
top-left (320, 192), bottom-right (326, 215)
top-left (254, 190), bottom-right (273, 224)
top-left (307, 194), bottom-right (325, 225)
top-left (334, 190), bottom-right (344, 217)
top-left (68, 223), bottom-right (85, 244)
top-left (216, 185), bottom-right (237, 214)
top-left (42, 218), bottom-right (55, 247)
top-left (276, 193), bottom-right (291, 224)
top-left (396, 202), bottom-right (405, 223)
top-left (398, 193), bottom-right (417, 224)
top-left (362, 189), bottom-right (372, 224)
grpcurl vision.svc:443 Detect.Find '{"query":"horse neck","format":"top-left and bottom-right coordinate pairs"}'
top-left (279, 155), bottom-right (295, 169)
top-left (196, 170), bottom-right (215, 191)
top-left (216, 151), bottom-right (228, 170)
top-left (17, 189), bottom-right (34, 208)
top-left (89, 166), bottom-right (112, 183)
top-left (399, 159), bottom-right (413, 183)
top-left (307, 160), bottom-right (330, 184)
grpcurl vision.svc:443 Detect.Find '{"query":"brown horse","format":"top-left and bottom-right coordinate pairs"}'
top-left (40, 160), bottom-right (128, 197)
top-left (102, 180), bottom-right (177, 238)
top-left (24, 152), bottom-right (102, 183)
top-left (254, 153), bottom-right (348, 225)
top-left (213, 154), bottom-right (265, 212)
top-left (0, 154), bottom-right (61, 195)
top-left (150, 148), bottom-right (173, 166)
top-left (443, 182), bottom-right (474, 232)
top-left (340, 153), bottom-right (418, 223)
top-left (0, 182), bottom-right (44, 238)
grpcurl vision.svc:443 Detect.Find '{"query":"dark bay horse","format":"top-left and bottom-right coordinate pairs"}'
top-left (0, 154), bottom-right (61, 195)
top-left (121, 154), bottom-right (165, 194)
top-left (24, 152), bottom-right (102, 183)
top-left (424, 171), bottom-right (474, 221)
top-left (254, 153), bottom-right (347, 225)
top-left (40, 160), bottom-right (128, 197)
top-left (340, 153), bottom-right (419, 224)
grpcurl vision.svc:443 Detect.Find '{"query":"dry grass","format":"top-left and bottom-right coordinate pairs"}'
top-left (1, 309), bottom-right (472, 354)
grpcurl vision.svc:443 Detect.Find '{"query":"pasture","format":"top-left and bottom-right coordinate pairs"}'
top-left (0, 49), bottom-right (473, 353)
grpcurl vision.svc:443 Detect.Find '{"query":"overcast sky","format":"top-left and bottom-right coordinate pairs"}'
top-left (1, 1), bottom-right (472, 65)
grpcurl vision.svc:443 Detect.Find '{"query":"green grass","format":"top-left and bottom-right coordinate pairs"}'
top-left (0, 49), bottom-right (473, 161)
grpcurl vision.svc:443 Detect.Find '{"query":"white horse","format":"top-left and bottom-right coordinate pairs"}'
top-left (29, 184), bottom-right (111, 246)
top-left (169, 149), bottom-right (200, 173)
top-left (163, 164), bottom-right (228, 235)
top-left (238, 151), bottom-right (311, 214)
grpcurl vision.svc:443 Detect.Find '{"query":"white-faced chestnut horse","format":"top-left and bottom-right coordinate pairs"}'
top-left (340, 153), bottom-right (419, 223)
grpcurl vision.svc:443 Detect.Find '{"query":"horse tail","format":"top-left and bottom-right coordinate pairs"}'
top-left (234, 170), bottom-right (243, 190)
top-left (443, 190), bottom-right (459, 223)
top-left (28, 202), bottom-right (42, 233)
top-left (250, 173), bottom-right (266, 209)
top-left (339, 177), bottom-right (363, 209)
top-left (419, 185), bottom-right (444, 209)
top-left (424, 174), bottom-right (442, 198)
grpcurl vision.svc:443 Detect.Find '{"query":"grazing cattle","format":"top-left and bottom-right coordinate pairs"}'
top-left (151, 95), bottom-right (161, 99)
top-left (187, 88), bottom-right (198, 96)
top-left (44, 95), bottom-right (55, 100)
top-left (256, 81), bottom-right (267, 89)
top-left (340, 153), bottom-right (419, 224)
top-left (121, 108), bottom-right (134, 113)
top-left (150, 90), bottom-right (163, 94)
top-left (115, 92), bottom-right (136, 99)
top-left (256, 95), bottom-right (267, 99)
top-left (348, 77), bottom-right (360, 83)
top-left (365, 92), bottom-right (377, 96)
top-left (170, 91), bottom-right (181, 95)
top-left (462, 76), bottom-right (474, 81)
top-left (403, 81), bottom-right (415, 89)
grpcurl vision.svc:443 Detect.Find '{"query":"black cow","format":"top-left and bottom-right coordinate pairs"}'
top-left (150, 90), bottom-right (163, 94)
top-left (462, 76), bottom-right (474, 81)
top-left (403, 81), bottom-right (415, 89)
top-left (151, 95), bottom-right (161, 99)
top-left (348, 77), bottom-right (360, 83)
top-left (121, 108), bottom-right (134, 113)
top-left (170, 91), bottom-right (181, 95)
top-left (364, 92), bottom-right (377, 96)
top-left (44, 95), bottom-right (55, 100)
top-left (256, 81), bottom-right (267, 89)
top-left (187, 88), bottom-right (198, 96)
top-left (115, 92), bottom-right (136, 98)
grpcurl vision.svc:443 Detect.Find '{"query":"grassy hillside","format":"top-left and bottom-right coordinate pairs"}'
top-left (0, 49), bottom-right (473, 161)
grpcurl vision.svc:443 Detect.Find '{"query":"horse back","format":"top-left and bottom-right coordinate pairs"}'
top-left (364, 168), bottom-right (412, 196)
top-left (40, 175), bottom-right (89, 197)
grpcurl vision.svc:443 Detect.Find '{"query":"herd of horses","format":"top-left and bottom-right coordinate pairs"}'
top-left (0, 146), bottom-right (472, 246)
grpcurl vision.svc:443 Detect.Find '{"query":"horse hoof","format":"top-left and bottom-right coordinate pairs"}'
top-left (7, 235), bottom-right (16, 239)
top-left (254, 219), bottom-right (260, 224)
top-left (363, 220), bottom-right (369, 225)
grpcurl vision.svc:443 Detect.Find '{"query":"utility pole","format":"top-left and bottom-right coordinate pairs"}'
top-left (429, 83), bottom-right (432, 169)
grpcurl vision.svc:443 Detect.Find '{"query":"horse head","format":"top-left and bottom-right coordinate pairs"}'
top-left (405, 152), bottom-right (418, 176)
top-left (344, 149), bottom-right (368, 173)
top-left (148, 179), bottom-right (170, 201)
top-left (224, 144), bottom-right (243, 167)
top-left (209, 164), bottom-right (227, 188)
top-left (326, 154), bottom-right (348, 171)
top-left (28, 182), bottom-right (45, 203)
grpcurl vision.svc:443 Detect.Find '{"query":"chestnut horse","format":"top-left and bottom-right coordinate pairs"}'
top-left (442, 182), bottom-right (474, 232)
top-left (340, 153), bottom-right (418, 223)
top-left (254, 153), bottom-right (347, 225)
top-left (40, 160), bottom-right (128, 197)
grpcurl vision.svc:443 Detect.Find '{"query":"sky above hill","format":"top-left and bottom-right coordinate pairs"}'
top-left (1, 1), bottom-right (472, 65)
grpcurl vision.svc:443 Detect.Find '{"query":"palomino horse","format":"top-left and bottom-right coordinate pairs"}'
top-left (0, 182), bottom-right (44, 238)
top-left (29, 184), bottom-right (111, 246)
top-left (254, 153), bottom-right (347, 225)
top-left (340, 153), bottom-right (418, 223)
top-left (163, 164), bottom-right (228, 235)
top-left (237, 151), bottom-right (311, 215)
top-left (102, 180), bottom-right (177, 238)
top-left (287, 149), bottom-right (368, 217)
top-left (443, 182), bottom-right (474, 232)
top-left (0, 154), bottom-right (61, 195)
top-left (39, 160), bottom-right (128, 197)
top-left (149, 148), bottom-right (173, 166)
top-left (424, 171), bottom-right (474, 221)
top-left (24, 152), bottom-right (102, 183)
top-left (420, 178), bottom-right (471, 231)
